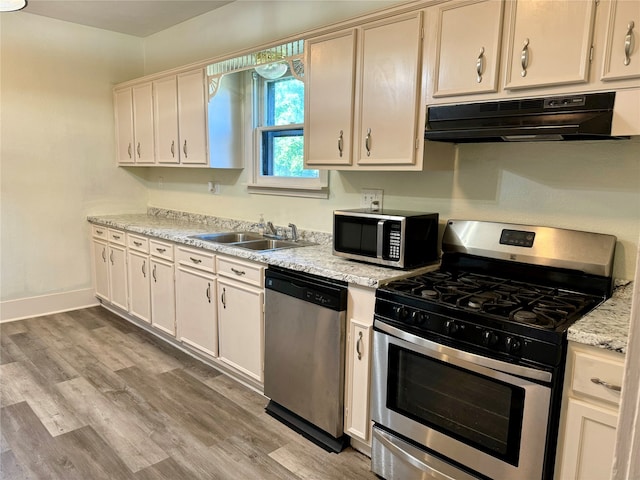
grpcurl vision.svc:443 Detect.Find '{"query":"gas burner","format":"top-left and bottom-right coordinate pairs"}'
top-left (513, 310), bottom-right (540, 324)
top-left (420, 289), bottom-right (439, 299)
top-left (464, 291), bottom-right (503, 310)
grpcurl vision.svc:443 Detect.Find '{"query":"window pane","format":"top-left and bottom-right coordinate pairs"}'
top-left (262, 129), bottom-right (319, 179)
top-left (268, 77), bottom-right (304, 126)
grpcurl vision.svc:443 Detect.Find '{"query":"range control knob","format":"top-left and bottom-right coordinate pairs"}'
top-left (409, 311), bottom-right (428, 326)
top-left (482, 330), bottom-right (499, 347)
top-left (505, 336), bottom-right (522, 353)
top-left (392, 306), bottom-right (409, 322)
top-left (444, 320), bottom-right (459, 336)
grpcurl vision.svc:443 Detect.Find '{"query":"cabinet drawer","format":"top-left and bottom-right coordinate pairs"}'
top-left (150, 239), bottom-right (174, 261)
top-left (571, 348), bottom-right (624, 406)
top-left (92, 225), bottom-right (108, 239)
top-left (127, 234), bottom-right (149, 253)
top-left (108, 228), bottom-right (126, 245)
top-left (216, 256), bottom-right (265, 287)
top-left (176, 246), bottom-right (215, 273)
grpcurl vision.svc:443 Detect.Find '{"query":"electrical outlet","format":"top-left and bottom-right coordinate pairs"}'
top-left (361, 188), bottom-right (383, 211)
top-left (208, 181), bottom-right (221, 194)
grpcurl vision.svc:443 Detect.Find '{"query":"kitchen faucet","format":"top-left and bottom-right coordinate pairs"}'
top-left (289, 223), bottom-right (298, 241)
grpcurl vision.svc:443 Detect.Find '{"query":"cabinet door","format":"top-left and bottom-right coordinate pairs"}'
top-left (432, 0), bottom-right (504, 97)
top-left (153, 76), bottom-right (180, 164)
top-left (150, 258), bottom-right (176, 336)
top-left (304, 29), bottom-right (357, 167)
top-left (345, 319), bottom-right (372, 442)
top-left (114, 89), bottom-right (134, 164)
top-left (504, 0), bottom-right (597, 90)
top-left (177, 70), bottom-right (208, 165)
top-left (176, 267), bottom-right (217, 356)
top-left (557, 397), bottom-right (618, 480)
top-left (108, 244), bottom-right (128, 311)
top-left (128, 250), bottom-right (151, 323)
top-left (217, 278), bottom-right (264, 382)
top-left (601, 0), bottom-right (640, 81)
top-left (92, 239), bottom-right (109, 301)
top-left (132, 83), bottom-right (155, 164)
top-left (356, 12), bottom-right (423, 166)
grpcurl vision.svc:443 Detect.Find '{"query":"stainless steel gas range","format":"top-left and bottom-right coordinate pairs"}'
top-left (371, 219), bottom-right (616, 480)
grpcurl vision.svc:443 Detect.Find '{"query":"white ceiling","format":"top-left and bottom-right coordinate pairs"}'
top-left (23, 0), bottom-right (235, 37)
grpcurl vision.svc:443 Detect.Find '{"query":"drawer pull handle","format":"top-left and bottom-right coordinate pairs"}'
top-left (365, 128), bottom-right (372, 157)
top-left (521, 38), bottom-right (530, 77)
top-left (624, 21), bottom-right (635, 66)
top-left (134, 241), bottom-right (142, 247)
top-left (190, 257), bottom-right (202, 264)
top-left (137, 142), bottom-right (141, 158)
top-left (128, 143), bottom-right (132, 159)
top-left (96, 229), bottom-right (104, 235)
top-left (156, 248), bottom-right (166, 253)
top-left (152, 264), bottom-right (157, 282)
top-left (206, 282), bottom-right (211, 303)
top-left (231, 267), bottom-right (246, 276)
top-left (102, 247), bottom-right (107, 262)
top-left (171, 140), bottom-right (175, 158)
top-left (142, 260), bottom-right (146, 278)
top-left (476, 46), bottom-right (485, 83)
top-left (356, 331), bottom-right (363, 360)
top-left (338, 130), bottom-right (344, 157)
top-left (590, 377), bottom-right (621, 392)
top-left (112, 235), bottom-right (121, 240)
top-left (221, 287), bottom-right (226, 309)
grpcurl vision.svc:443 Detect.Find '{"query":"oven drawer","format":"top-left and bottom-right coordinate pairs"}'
top-left (569, 345), bottom-right (624, 406)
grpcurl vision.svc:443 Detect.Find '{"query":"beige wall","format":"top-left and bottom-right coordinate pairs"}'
top-left (1, 0), bottom-right (638, 313)
top-left (0, 13), bottom-right (148, 303)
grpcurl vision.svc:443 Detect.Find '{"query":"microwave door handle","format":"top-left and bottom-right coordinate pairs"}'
top-left (377, 220), bottom-right (385, 259)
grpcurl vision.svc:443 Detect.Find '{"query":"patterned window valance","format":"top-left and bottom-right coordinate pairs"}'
top-left (206, 39), bottom-right (304, 99)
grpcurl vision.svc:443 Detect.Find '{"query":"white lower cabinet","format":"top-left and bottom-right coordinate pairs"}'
top-left (92, 238), bottom-right (109, 301)
top-left (556, 342), bottom-right (625, 480)
top-left (344, 284), bottom-right (376, 447)
top-left (149, 239), bottom-right (176, 336)
top-left (128, 250), bottom-right (151, 323)
top-left (175, 246), bottom-right (218, 357)
top-left (216, 255), bottom-right (265, 382)
top-left (107, 239), bottom-right (128, 312)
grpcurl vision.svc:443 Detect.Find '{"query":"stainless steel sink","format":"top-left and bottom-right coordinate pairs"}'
top-left (191, 232), bottom-right (264, 243)
top-left (189, 232), bottom-right (316, 251)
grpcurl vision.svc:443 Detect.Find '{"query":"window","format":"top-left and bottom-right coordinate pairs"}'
top-left (251, 70), bottom-right (328, 197)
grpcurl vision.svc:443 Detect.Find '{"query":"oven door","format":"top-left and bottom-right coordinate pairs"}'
top-left (371, 321), bottom-right (552, 480)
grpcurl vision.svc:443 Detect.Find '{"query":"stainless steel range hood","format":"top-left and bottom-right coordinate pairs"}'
top-left (424, 92), bottom-right (627, 143)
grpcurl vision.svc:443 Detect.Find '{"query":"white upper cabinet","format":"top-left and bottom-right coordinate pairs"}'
top-left (503, 0), bottom-right (598, 90)
top-left (305, 11), bottom-right (431, 170)
top-left (132, 83), bottom-right (156, 164)
top-left (356, 12), bottom-right (424, 167)
top-left (600, 0), bottom-right (640, 81)
top-left (177, 69), bottom-right (208, 165)
top-left (114, 89), bottom-right (135, 164)
top-left (153, 76), bottom-right (180, 164)
top-left (430, 0), bottom-right (505, 98)
top-left (304, 29), bottom-right (357, 167)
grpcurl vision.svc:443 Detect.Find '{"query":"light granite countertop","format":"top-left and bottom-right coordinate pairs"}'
top-left (88, 209), bottom-right (633, 352)
top-left (87, 210), bottom-right (436, 288)
top-left (568, 280), bottom-right (633, 354)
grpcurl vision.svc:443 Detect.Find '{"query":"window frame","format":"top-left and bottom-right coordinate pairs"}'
top-left (247, 71), bottom-right (329, 198)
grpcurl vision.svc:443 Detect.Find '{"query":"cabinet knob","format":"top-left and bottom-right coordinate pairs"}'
top-left (624, 21), bottom-right (635, 66)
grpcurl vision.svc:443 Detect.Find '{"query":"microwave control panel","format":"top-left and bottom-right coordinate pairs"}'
top-left (387, 223), bottom-right (402, 260)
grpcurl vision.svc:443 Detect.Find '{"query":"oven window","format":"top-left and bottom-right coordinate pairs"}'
top-left (387, 344), bottom-right (525, 465)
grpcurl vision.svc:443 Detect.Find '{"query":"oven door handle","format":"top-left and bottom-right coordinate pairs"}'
top-left (375, 320), bottom-right (552, 383)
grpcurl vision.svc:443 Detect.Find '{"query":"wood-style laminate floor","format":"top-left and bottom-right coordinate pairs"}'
top-left (0, 307), bottom-right (377, 480)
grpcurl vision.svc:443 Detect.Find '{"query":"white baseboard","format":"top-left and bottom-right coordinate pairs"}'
top-left (0, 288), bottom-right (99, 322)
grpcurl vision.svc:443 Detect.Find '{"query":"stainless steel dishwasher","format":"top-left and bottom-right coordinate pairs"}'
top-left (264, 266), bottom-right (349, 453)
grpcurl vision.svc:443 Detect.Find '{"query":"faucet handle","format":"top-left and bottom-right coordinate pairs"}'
top-left (288, 223), bottom-right (298, 242)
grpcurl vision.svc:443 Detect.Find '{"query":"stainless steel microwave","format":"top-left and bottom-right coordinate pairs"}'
top-left (333, 209), bottom-right (439, 269)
